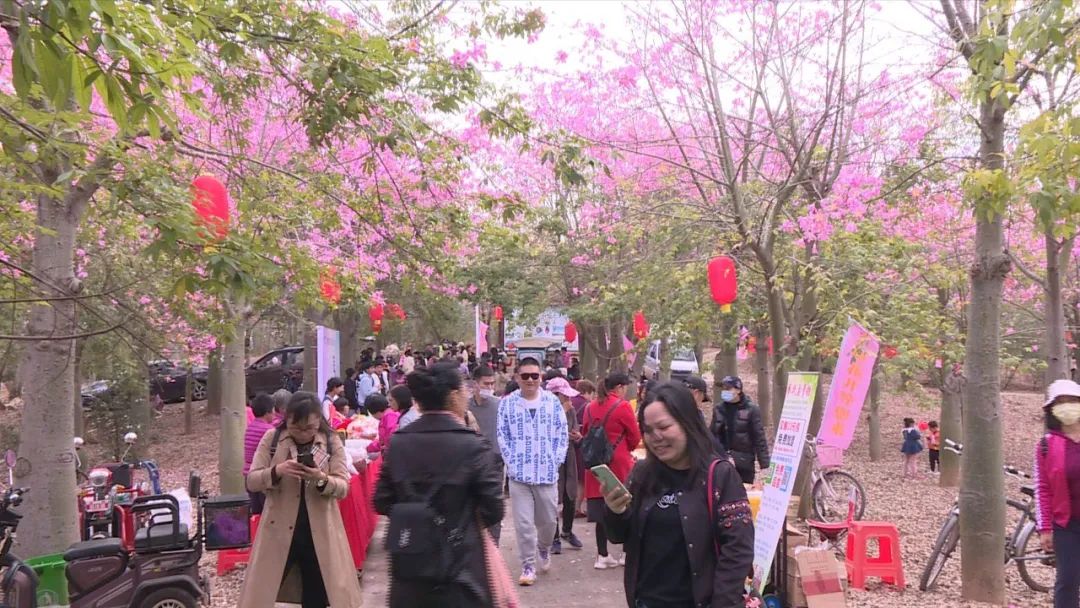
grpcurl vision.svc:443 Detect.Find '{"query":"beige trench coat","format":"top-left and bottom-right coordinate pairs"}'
top-left (238, 428), bottom-right (363, 608)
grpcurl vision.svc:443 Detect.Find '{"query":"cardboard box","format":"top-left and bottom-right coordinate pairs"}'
top-left (786, 549), bottom-right (847, 608)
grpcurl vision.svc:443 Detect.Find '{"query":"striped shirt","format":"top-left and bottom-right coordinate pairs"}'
top-left (243, 420), bottom-right (276, 476)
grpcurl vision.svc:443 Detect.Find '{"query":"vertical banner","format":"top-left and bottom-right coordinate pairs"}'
top-left (818, 323), bottom-right (880, 450)
top-left (316, 325), bottom-right (341, 400)
top-left (753, 372), bottom-right (820, 593)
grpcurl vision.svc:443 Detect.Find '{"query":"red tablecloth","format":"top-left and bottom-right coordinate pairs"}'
top-left (338, 457), bottom-right (382, 570)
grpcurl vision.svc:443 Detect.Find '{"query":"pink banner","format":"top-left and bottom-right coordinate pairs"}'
top-left (818, 323), bottom-right (880, 450)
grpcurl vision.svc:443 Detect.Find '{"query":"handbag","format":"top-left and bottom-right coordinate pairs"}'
top-left (706, 459), bottom-right (763, 608)
top-left (481, 525), bottom-right (520, 608)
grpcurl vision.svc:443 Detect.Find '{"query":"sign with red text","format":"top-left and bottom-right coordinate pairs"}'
top-left (818, 323), bottom-right (880, 450)
top-left (753, 372), bottom-right (819, 594)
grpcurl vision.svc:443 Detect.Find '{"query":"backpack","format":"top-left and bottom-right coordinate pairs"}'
top-left (581, 402), bottom-right (624, 469)
top-left (385, 459), bottom-right (471, 584)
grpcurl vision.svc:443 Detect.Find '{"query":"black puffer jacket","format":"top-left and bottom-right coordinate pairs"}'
top-left (374, 412), bottom-right (504, 608)
top-left (711, 396), bottom-right (770, 478)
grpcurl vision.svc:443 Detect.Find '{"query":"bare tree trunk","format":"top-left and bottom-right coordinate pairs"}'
top-left (940, 367), bottom-right (964, 488)
top-left (15, 193), bottom-right (80, 556)
top-left (303, 310), bottom-right (322, 393)
top-left (220, 318), bottom-right (248, 494)
top-left (659, 335), bottom-right (673, 381)
top-left (127, 355), bottom-right (153, 460)
top-left (206, 346), bottom-right (223, 415)
top-left (959, 93), bottom-right (1009, 605)
top-left (579, 324), bottom-right (599, 381)
top-left (73, 338), bottom-right (85, 439)
top-left (337, 310), bottom-right (359, 372)
top-left (767, 284), bottom-right (786, 427)
top-left (868, 364), bottom-right (882, 462)
top-left (754, 324), bottom-right (771, 431)
top-left (797, 356), bottom-right (824, 519)
top-left (719, 315), bottom-right (737, 378)
top-left (184, 366), bottom-right (194, 435)
top-left (1044, 232), bottom-right (1072, 385)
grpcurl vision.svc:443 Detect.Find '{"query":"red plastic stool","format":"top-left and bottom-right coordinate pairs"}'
top-left (216, 514), bottom-right (261, 576)
top-left (844, 520), bottom-right (905, 589)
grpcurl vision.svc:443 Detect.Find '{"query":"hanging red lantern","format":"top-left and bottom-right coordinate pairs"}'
top-left (564, 321), bottom-right (577, 343)
top-left (883, 345), bottom-right (898, 360)
top-left (319, 270), bottom-right (341, 305)
top-left (493, 305), bottom-right (504, 322)
top-left (707, 255), bottom-right (737, 313)
top-left (388, 303), bottom-right (407, 321)
top-left (190, 175), bottom-right (230, 239)
top-left (632, 311), bottom-right (649, 341)
top-left (368, 303), bottom-right (384, 334)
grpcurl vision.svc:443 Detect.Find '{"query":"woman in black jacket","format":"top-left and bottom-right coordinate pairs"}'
top-left (374, 362), bottom-right (506, 607)
top-left (604, 382), bottom-right (754, 608)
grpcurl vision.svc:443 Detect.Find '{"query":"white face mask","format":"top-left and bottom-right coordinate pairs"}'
top-left (1054, 402), bottom-right (1080, 426)
top-left (478, 389), bottom-right (495, 399)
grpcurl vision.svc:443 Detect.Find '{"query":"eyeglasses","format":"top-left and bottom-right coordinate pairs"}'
top-left (519, 373), bottom-right (541, 381)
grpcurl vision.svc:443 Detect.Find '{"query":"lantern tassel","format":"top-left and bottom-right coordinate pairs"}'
top-left (720, 303), bottom-right (732, 314)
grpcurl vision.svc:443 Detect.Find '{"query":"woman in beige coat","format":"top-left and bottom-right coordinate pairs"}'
top-left (239, 391), bottom-right (363, 608)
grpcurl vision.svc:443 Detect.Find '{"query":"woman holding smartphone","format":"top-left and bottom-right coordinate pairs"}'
top-left (239, 391), bottom-right (362, 608)
top-left (602, 382), bottom-right (754, 608)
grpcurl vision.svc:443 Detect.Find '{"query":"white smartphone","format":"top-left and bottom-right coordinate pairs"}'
top-left (590, 464), bottom-right (629, 496)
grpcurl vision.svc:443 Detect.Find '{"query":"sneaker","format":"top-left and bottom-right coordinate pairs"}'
top-left (561, 532), bottom-right (583, 549)
top-left (618, 553), bottom-right (626, 566)
top-left (519, 565), bottom-right (536, 586)
top-left (550, 538), bottom-right (562, 555)
top-left (538, 548), bottom-right (552, 573)
top-left (594, 555), bottom-right (619, 570)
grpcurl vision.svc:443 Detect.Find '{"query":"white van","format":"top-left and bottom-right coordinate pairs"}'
top-left (643, 341), bottom-right (699, 381)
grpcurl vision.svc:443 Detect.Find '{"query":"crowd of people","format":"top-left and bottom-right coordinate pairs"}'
top-left (236, 341), bottom-right (768, 608)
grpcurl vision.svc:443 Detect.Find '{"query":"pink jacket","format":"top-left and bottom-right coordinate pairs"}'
top-left (1035, 431), bottom-right (1073, 532)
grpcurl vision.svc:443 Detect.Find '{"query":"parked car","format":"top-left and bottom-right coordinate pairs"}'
top-left (643, 341), bottom-right (699, 381)
top-left (245, 346), bottom-right (304, 398)
top-left (80, 361), bottom-right (209, 408)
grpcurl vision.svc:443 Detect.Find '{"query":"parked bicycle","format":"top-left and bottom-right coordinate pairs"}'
top-left (805, 435), bottom-right (866, 523)
top-left (918, 439), bottom-right (1055, 593)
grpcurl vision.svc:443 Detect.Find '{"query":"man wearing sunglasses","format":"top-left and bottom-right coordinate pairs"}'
top-left (496, 357), bottom-right (569, 587)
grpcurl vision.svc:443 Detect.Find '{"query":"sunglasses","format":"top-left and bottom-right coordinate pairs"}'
top-left (519, 373), bottom-right (541, 381)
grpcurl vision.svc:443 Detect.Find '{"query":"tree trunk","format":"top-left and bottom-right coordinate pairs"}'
top-left (719, 315), bottom-right (737, 379)
top-left (206, 346), bottom-right (223, 415)
top-left (579, 324), bottom-right (599, 381)
top-left (220, 323), bottom-right (248, 494)
top-left (337, 310), bottom-right (359, 372)
top-left (184, 367), bottom-right (194, 435)
top-left (1044, 232), bottom-right (1071, 386)
top-left (868, 365), bottom-right (882, 462)
top-left (754, 325), bottom-right (771, 431)
top-left (796, 356), bottom-right (825, 520)
top-left (15, 192), bottom-right (80, 556)
top-left (767, 284), bottom-right (786, 428)
top-left (659, 335), bottom-right (673, 381)
top-left (303, 310), bottom-right (322, 394)
top-left (940, 367), bottom-right (964, 488)
top-left (128, 356), bottom-right (153, 460)
top-left (959, 93), bottom-right (1008, 604)
top-left (73, 338), bottom-right (85, 439)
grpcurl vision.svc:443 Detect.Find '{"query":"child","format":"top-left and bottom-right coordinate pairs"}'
top-left (927, 420), bottom-right (941, 473)
top-left (900, 417), bottom-right (924, 479)
top-left (329, 396), bottom-right (351, 430)
top-left (363, 394), bottom-right (395, 454)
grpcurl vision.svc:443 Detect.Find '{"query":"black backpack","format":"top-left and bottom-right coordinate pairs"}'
top-left (581, 403), bottom-right (624, 469)
top-left (385, 460), bottom-right (471, 584)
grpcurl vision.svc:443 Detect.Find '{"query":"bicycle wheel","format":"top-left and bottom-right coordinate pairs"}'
top-left (919, 513), bottom-right (960, 591)
top-left (811, 470), bottom-right (866, 522)
top-left (1015, 521), bottom-right (1055, 593)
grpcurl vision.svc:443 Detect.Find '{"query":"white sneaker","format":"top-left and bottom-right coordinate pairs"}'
top-left (538, 548), bottom-right (551, 573)
top-left (594, 555), bottom-right (619, 569)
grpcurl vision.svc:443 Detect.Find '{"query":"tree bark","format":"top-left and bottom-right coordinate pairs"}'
top-left (1044, 232), bottom-right (1071, 385)
top-left (337, 310), bottom-right (359, 372)
top-left (303, 310), bottom-right (322, 394)
top-left (15, 192), bottom-right (80, 556)
top-left (719, 315), bottom-right (737, 379)
top-left (579, 324), bottom-right (599, 381)
top-left (206, 346), bottom-right (223, 415)
top-left (754, 324), bottom-right (771, 432)
top-left (796, 356), bottom-right (824, 519)
top-left (73, 338), bottom-right (85, 439)
top-left (220, 321), bottom-right (248, 494)
top-left (940, 367), bottom-right (964, 488)
top-left (767, 281), bottom-right (786, 428)
top-left (868, 364), bottom-right (882, 462)
top-left (659, 335), bottom-right (672, 381)
top-left (958, 90), bottom-right (1008, 604)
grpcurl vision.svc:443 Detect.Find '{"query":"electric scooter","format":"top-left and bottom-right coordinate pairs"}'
top-left (76, 432), bottom-right (162, 549)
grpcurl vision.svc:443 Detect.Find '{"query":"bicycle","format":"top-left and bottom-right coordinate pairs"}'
top-left (918, 439), bottom-right (1055, 593)
top-left (805, 435), bottom-right (866, 523)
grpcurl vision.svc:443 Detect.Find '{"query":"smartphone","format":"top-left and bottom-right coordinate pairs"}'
top-left (297, 451), bottom-right (316, 468)
top-left (590, 465), bottom-right (628, 496)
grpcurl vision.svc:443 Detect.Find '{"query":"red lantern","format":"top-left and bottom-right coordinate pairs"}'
top-left (191, 175), bottom-right (230, 239)
top-left (707, 255), bottom-right (737, 313)
top-left (918, 421), bottom-right (929, 432)
top-left (368, 304), bottom-right (384, 334)
top-left (564, 321), bottom-right (577, 343)
top-left (632, 311), bottom-right (649, 341)
top-left (493, 305), bottom-right (504, 322)
top-left (883, 345), bottom-right (898, 360)
top-left (388, 303), bottom-right (407, 321)
top-left (319, 270), bottom-right (341, 305)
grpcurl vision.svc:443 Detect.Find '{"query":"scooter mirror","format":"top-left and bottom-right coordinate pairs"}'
top-left (123, 432), bottom-right (138, 445)
top-left (3, 450), bottom-right (15, 469)
top-left (73, 437), bottom-right (85, 448)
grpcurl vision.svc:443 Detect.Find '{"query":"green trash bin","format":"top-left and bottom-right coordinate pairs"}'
top-left (25, 553), bottom-right (68, 607)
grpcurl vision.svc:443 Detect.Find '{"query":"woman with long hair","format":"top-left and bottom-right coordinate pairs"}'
top-left (374, 362), bottom-right (506, 607)
top-left (603, 382), bottom-right (754, 608)
top-left (581, 372), bottom-right (641, 569)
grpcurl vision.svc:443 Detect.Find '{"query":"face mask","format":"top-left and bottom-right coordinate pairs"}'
top-left (478, 389), bottom-right (495, 399)
top-left (720, 390), bottom-right (736, 403)
top-left (1054, 402), bottom-right (1080, 426)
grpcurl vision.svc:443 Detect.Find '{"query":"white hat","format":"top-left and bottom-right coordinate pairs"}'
top-left (1044, 379), bottom-right (1080, 408)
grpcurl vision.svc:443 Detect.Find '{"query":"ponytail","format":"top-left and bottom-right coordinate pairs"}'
top-left (598, 372), bottom-right (630, 400)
